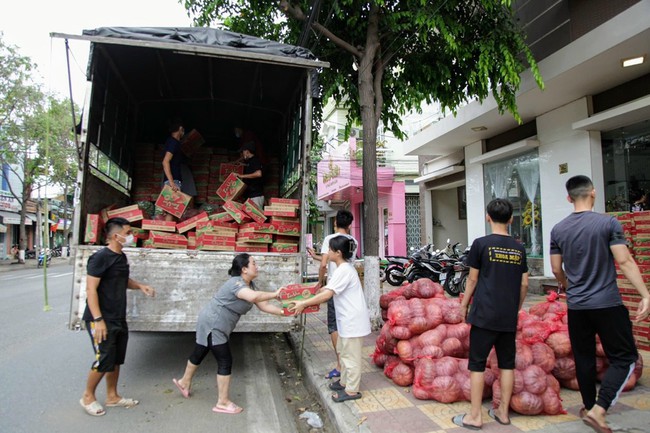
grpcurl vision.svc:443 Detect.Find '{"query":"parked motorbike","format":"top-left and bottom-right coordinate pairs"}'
top-left (444, 245), bottom-right (470, 296)
top-left (404, 244), bottom-right (449, 283)
top-left (384, 255), bottom-right (410, 286)
top-left (37, 249), bottom-right (52, 268)
top-left (25, 248), bottom-right (36, 260)
top-left (51, 246), bottom-right (62, 257)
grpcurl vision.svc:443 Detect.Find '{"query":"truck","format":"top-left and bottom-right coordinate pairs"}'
top-left (50, 27), bottom-right (328, 332)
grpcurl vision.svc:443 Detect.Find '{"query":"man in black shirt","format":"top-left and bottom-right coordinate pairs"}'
top-left (453, 198), bottom-right (528, 430)
top-left (79, 217), bottom-right (155, 416)
top-left (236, 142), bottom-right (264, 208)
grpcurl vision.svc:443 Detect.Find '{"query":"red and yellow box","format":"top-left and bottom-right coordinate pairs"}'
top-left (197, 233), bottom-right (237, 244)
top-left (187, 232), bottom-right (196, 250)
top-left (235, 243), bottom-right (269, 253)
top-left (264, 206), bottom-right (298, 218)
top-left (274, 234), bottom-right (300, 244)
top-left (270, 243), bottom-right (298, 253)
top-left (155, 185), bottom-right (192, 218)
top-left (180, 129), bottom-right (205, 157)
top-left (219, 163), bottom-right (244, 182)
top-left (269, 198), bottom-right (300, 207)
top-left (100, 204), bottom-right (117, 223)
top-left (209, 211), bottom-right (234, 223)
top-left (237, 232), bottom-right (273, 244)
top-left (224, 200), bottom-right (252, 224)
top-left (243, 199), bottom-right (267, 224)
top-left (176, 211), bottom-right (210, 234)
top-left (217, 173), bottom-right (247, 201)
top-left (273, 221), bottom-right (301, 237)
top-left (149, 231), bottom-right (188, 249)
top-left (107, 204), bottom-right (145, 223)
top-left (142, 219), bottom-right (177, 232)
top-left (239, 222), bottom-right (275, 234)
top-left (84, 214), bottom-right (104, 244)
top-left (131, 227), bottom-right (149, 240)
top-left (279, 283), bottom-right (320, 316)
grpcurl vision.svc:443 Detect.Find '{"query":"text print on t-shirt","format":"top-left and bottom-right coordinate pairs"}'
top-left (488, 246), bottom-right (523, 265)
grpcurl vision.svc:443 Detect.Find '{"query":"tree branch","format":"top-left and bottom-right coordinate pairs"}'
top-left (279, 0), bottom-right (363, 58)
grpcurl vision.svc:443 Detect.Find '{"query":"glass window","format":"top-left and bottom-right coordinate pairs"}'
top-left (483, 150), bottom-right (543, 257)
top-left (602, 121), bottom-right (650, 212)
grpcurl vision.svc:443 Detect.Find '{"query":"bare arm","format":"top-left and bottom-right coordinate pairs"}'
top-left (162, 151), bottom-right (179, 191)
top-left (127, 278), bottom-right (156, 297)
top-left (86, 276), bottom-right (107, 342)
top-left (237, 286), bottom-right (281, 304)
top-left (611, 244), bottom-right (650, 321)
top-left (519, 272), bottom-right (529, 311)
top-left (318, 254), bottom-right (329, 286)
top-left (255, 300), bottom-right (284, 316)
top-left (459, 267), bottom-right (479, 320)
top-left (288, 288), bottom-right (335, 314)
top-left (238, 169), bottom-right (262, 180)
top-left (550, 254), bottom-right (569, 289)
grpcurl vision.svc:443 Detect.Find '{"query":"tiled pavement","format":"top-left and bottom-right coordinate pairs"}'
top-left (290, 294), bottom-right (650, 433)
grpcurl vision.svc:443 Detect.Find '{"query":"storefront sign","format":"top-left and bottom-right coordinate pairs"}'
top-left (0, 191), bottom-right (21, 212)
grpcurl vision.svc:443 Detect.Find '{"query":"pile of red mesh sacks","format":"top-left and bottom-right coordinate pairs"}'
top-left (373, 287), bottom-right (643, 415)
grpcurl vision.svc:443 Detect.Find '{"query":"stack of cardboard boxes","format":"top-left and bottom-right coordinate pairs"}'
top-left (611, 211), bottom-right (650, 351)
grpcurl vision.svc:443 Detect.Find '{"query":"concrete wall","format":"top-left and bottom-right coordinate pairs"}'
top-left (465, 141), bottom-right (487, 244)
top-left (430, 187), bottom-right (469, 249)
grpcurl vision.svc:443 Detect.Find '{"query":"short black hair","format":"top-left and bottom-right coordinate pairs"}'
top-left (565, 175), bottom-right (594, 200)
top-left (329, 235), bottom-right (356, 261)
top-left (105, 217), bottom-right (130, 237)
top-left (486, 198), bottom-right (513, 224)
top-left (228, 253), bottom-right (251, 276)
top-left (168, 118), bottom-right (183, 134)
top-left (335, 210), bottom-right (353, 230)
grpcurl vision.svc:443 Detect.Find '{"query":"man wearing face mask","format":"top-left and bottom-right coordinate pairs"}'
top-left (79, 217), bottom-right (156, 417)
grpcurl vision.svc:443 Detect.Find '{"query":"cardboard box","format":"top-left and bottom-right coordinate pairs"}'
top-left (219, 163), bottom-right (244, 181)
top-left (269, 198), bottom-right (301, 207)
top-left (155, 185), bottom-right (192, 218)
top-left (271, 243), bottom-right (298, 253)
top-left (217, 173), bottom-right (247, 201)
top-left (100, 204), bottom-right (117, 223)
top-left (274, 235), bottom-right (300, 244)
top-left (106, 205), bottom-right (145, 222)
top-left (176, 211), bottom-right (210, 234)
top-left (180, 129), bottom-right (205, 157)
top-left (263, 206), bottom-right (298, 218)
top-left (274, 221), bottom-right (301, 237)
top-left (239, 222), bottom-right (275, 234)
top-left (278, 283), bottom-right (320, 316)
top-left (142, 219), bottom-right (177, 232)
top-left (224, 200), bottom-right (252, 224)
top-left (209, 212), bottom-right (234, 223)
top-left (132, 227), bottom-right (149, 240)
top-left (243, 199), bottom-right (267, 224)
top-left (84, 214), bottom-right (103, 244)
top-left (269, 216), bottom-right (300, 224)
top-left (282, 305), bottom-right (319, 316)
top-left (196, 243), bottom-right (235, 251)
top-left (187, 232), bottom-right (196, 250)
top-left (149, 231), bottom-right (188, 249)
top-left (198, 233), bottom-right (237, 245)
top-left (235, 243), bottom-right (269, 253)
top-left (237, 233), bottom-right (273, 244)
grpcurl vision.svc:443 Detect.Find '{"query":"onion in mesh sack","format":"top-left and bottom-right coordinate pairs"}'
top-left (541, 386), bottom-right (565, 415)
top-left (371, 349), bottom-right (388, 367)
top-left (441, 298), bottom-right (463, 324)
top-left (435, 356), bottom-right (459, 377)
top-left (511, 391), bottom-right (544, 415)
top-left (413, 278), bottom-right (443, 298)
top-left (442, 337), bottom-right (465, 358)
top-left (390, 325), bottom-right (412, 340)
top-left (396, 340), bottom-right (414, 362)
top-left (387, 299), bottom-right (412, 326)
top-left (515, 343), bottom-right (534, 370)
top-left (522, 364), bottom-right (547, 394)
top-left (531, 342), bottom-right (556, 373)
top-left (392, 362), bottom-right (414, 386)
top-left (383, 355), bottom-right (401, 378)
top-left (552, 356), bottom-right (576, 381)
top-left (546, 331), bottom-right (572, 358)
top-left (430, 376), bottom-right (462, 403)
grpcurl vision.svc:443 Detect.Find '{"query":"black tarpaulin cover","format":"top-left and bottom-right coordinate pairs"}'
top-left (82, 27), bottom-right (317, 60)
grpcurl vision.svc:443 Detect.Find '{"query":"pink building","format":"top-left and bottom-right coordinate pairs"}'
top-left (316, 138), bottom-right (407, 257)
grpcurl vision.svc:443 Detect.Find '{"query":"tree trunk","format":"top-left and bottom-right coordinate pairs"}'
top-left (62, 183), bottom-right (70, 253)
top-left (18, 183), bottom-right (29, 264)
top-left (359, 4), bottom-right (382, 329)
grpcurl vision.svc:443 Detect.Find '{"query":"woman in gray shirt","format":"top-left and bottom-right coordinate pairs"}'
top-left (172, 254), bottom-right (283, 414)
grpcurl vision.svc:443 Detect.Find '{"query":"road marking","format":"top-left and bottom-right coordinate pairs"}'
top-left (2, 275), bottom-right (25, 280)
top-left (51, 272), bottom-right (73, 278)
top-left (26, 275), bottom-right (43, 279)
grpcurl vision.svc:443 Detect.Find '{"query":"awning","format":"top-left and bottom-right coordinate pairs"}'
top-left (0, 210), bottom-right (33, 226)
top-left (0, 223), bottom-right (6, 233)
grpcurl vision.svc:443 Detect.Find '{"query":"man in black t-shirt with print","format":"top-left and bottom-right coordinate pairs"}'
top-left (452, 198), bottom-right (528, 430)
top-left (236, 142), bottom-right (264, 209)
top-left (79, 217), bottom-right (156, 417)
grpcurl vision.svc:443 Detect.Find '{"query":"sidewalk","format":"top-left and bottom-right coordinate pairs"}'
top-left (290, 293), bottom-right (650, 433)
top-left (0, 257), bottom-right (71, 273)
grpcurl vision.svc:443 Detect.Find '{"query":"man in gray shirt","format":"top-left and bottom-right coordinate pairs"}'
top-left (550, 175), bottom-right (650, 433)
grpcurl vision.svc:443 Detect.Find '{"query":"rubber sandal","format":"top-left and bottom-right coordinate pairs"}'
top-left (331, 390), bottom-right (362, 403)
top-left (488, 408), bottom-right (510, 425)
top-left (80, 398), bottom-right (106, 416)
top-left (173, 378), bottom-right (190, 398)
top-left (451, 413), bottom-right (481, 430)
top-left (329, 380), bottom-right (345, 391)
top-left (583, 415), bottom-right (613, 433)
top-left (325, 368), bottom-right (340, 379)
top-left (105, 397), bottom-right (139, 408)
top-left (212, 402), bottom-right (243, 414)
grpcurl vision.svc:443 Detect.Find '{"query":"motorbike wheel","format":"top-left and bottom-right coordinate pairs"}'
top-left (444, 277), bottom-right (461, 297)
top-left (459, 274), bottom-right (468, 294)
top-left (408, 272), bottom-right (429, 283)
top-left (379, 268), bottom-right (386, 282)
top-left (386, 266), bottom-right (405, 286)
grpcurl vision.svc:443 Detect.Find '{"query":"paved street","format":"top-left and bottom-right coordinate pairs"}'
top-left (0, 263), bottom-right (299, 433)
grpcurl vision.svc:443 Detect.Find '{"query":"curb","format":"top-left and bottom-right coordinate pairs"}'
top-left (0, 258), bottom-right (72, 273)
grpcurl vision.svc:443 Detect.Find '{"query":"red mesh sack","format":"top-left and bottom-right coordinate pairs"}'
top-left (552, 356), bottom-right (576, 381)
top-left (511, 391), bottom-right (544, 415)
top-left (531, 342), bottom-right (556, 373)
top-left (392, 362), bottom-right (414, 386)
top-left (546, 331), bottom-right (572, 358)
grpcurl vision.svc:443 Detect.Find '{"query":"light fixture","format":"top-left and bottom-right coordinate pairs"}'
top-left (621, 55), bottom-right (645, 68)
top-left (471, 126), bottom-right (487, 132)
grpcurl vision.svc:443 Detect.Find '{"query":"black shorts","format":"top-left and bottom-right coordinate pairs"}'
top-left (327, 298), bottom-right (337, 334)
top-left (468, 325), bottom-right (515, 372)
top-left (86, 319), bottom-right (129, 373)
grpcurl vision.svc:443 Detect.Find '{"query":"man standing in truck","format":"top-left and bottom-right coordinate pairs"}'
top-left (79, 217), bottom-right (156, 416)
top-left (235, 142), bottom-right (265, 209)
top-left (161, 120), bottom-right (197, 221)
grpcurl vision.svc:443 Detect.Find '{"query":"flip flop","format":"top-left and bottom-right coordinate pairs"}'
top-left (451, 414), bottom-right (481, 430)
top-left (325, 368), bottom-right (340, 379)
top-left (331, 390), bottom-right (362, 403)
top-left (329, 380), bottom-right (345, 391)
top-left (488, 408), bottom-right (511, 425)
top-left (583, 415), bottom-right (613, 433)
top-left (212, 402), bottom-right (243, 414)
top-left (173, 378), bottom-right (190, 398)
top-left (579, 407), bottom-right (588, 419)
top-left (105, 397), bottom-right (139, 408)
top-left (80, 398), bottom-right (105, 417)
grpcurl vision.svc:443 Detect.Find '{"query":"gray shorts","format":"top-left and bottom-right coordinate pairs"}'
top-left (327, 298), bottom-right (337, 334)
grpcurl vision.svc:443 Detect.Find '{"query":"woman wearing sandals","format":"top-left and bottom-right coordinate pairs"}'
top-left (289, 235), bottom-right (371, 402)
top-left (172, 253), bottom-right (283, 414)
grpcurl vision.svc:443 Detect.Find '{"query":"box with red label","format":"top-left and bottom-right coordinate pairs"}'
top-left (224, 200), bottom-right (252, 224)
top-left (243, 199), bottom-right (267, 224)
top-left (155, 185), bottom-right (192, 218)
top-left (100, 204), bottom-right (117, 223)
top-left (274, 221), bottom-right (301, 237)
top-left (269, 216), bottom-right (300, 224)
top-left (633, 211), bottom-right (650, 222)
top-left (633, 237), bottom-right (650, 248)
top-left (209, 212), bottom-right (234, 223)
top-left (187, 232), bottom-right (196, 250)
top-left (196, 241), bottom-right (235, 251)
top-left (149, 231), bottom-right (188, 249)
top-left (636, 255), bottom-right (650, 264)
top-left (131, 227), bottom-right (149, 241)
top-left (176, 211), bottom-right (210, 234)
top-left (84, 214), bottom-right (104, 244)
top-left (269, 198), bottom-right (301, 207)
top-left (235, 242), bottom-right (269, 253)
top-left (278, 283), bottom-right (320, 316)
top-left (634, 225), bottom-right (650, 234)
top-left (237, 232), bottom-right (273, 244)
top-left (282, 305), bottom-right (319, 316)
top-left (180, 129), bottom-right (205, 157)
top-left (263, 206), bottom-right (298, 218)
top-left (217, 173), bottom-right (247, 201)
top-left (239, 222), bottom-right (275, 234)
top-left (142, 219), bottom-right (177, 232)
top-left (198, 233), bottom-right (237, 245)
top-left (270, 243), bottom-right (299, 253)
top-left (219, 163), bottom-right (244, 182)
top-left (274, 235), bottom-right (300, 244)
top-left (106, 205), bottom-right (145, 223)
